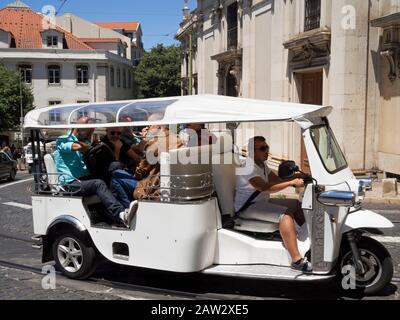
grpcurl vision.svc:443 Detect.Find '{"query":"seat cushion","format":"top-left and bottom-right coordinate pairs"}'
top-left (234, 218), bottom-right (279, 233)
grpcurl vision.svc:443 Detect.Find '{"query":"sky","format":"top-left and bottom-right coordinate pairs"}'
top-left (0, 0), bottom-right (197, 50)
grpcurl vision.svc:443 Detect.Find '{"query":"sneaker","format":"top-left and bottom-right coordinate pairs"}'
top-left (120, 200), bottom-right (138, 228)
top-left (291, 257), bottom-right (313, 273)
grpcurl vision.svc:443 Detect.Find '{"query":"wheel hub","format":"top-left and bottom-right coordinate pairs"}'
top-left (57, 237), bottom-right (83, 273)
top-left (341, 249), bottom-right (382, 288)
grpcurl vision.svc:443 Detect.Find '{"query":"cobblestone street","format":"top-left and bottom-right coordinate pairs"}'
top-left (0, 172), bottom-right (399, 300)
top-left (0, 266), bottom-right (123, 300)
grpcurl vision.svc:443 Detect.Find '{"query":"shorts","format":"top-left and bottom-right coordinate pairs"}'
top-left (239, 198), bottom-right (299, 224)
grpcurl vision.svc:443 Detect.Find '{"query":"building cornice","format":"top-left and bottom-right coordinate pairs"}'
top-left (371, 12), bottom-right (400, 28)
top-left (371, 13), bottom-right (400, 82)
top-left (283, 27), bottom-right (331, 50)
top-left (0, 48), bottom-right (133, 66)
top-left (211, 48), bottom-right (243, 63)
top-left (283, 27), bottom-right (331, 69)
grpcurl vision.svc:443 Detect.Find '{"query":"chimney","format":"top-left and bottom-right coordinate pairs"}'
top-left (183, 0), bottom-right (189, 21)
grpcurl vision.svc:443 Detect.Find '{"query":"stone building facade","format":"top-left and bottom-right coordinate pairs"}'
top-left (177, 0), bottom-right (400, 176)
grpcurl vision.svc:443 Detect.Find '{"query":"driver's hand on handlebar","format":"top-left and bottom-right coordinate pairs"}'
top-left (294, 172), bottom-right (308, 179)
top-left (292, 178), bottom-right (305, 188)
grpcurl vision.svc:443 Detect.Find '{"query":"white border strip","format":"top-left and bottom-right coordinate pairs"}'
top-left (372, 236), bottom-right (400, 244)
top-left (3, 202), bottom-right (33, 210)
top-left (0, 178), bottom-right (33, 190)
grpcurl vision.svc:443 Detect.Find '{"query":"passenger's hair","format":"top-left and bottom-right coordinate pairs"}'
top-left (248, 136), bottom-right (268, 156)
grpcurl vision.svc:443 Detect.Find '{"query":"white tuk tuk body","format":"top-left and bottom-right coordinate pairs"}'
top-left (25, 95), bottom-right (393, 287)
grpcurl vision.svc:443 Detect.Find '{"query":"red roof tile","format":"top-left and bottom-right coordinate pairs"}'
top-left (95, 22), bottom-right (139, 32)
top-left (0, 7), bottom-right (92, 50)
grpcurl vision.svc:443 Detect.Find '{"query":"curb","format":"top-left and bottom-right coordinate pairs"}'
top-left (362, 198), bottom-right (400, 205)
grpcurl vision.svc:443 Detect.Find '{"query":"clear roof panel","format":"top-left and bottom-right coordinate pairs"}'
top-left (34, 99), bottom-right (178, 127)
top-left (69, 102), bottom-right (130, 125)
top-left (117, 99), bottom-right (178, 123)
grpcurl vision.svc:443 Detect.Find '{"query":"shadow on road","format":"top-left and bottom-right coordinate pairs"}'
top-left (90, 261), bottom-right (397, 300)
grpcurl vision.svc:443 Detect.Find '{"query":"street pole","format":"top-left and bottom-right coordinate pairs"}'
top-left (188, 30), bottom-right (193, 95)
top-left (19, 72), bottom-right (24, 147)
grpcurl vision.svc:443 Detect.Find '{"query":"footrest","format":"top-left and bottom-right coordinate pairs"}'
top-left (202, 264), bottom-right (334, 281)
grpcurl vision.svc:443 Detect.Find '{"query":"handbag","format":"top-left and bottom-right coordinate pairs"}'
top-left (133, 167), bottom-right (160, 200)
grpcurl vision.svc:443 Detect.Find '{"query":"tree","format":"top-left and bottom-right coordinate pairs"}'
top-left (134, 44), bottom-right (181, 99)
top-left (0, 64), bottom-right (34, 131)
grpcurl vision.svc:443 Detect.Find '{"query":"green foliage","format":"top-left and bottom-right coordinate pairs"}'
top-left (134, 44), bottom-right (181, 99)
top-left (0, 64), bottom-right (34, 131)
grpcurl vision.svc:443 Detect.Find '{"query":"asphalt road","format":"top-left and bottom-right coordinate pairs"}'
top-left (0, 172), bottom-right (399, 300)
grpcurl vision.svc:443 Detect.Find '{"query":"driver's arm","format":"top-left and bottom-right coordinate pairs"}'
top-left (249, 174), bottom-right (304, 195)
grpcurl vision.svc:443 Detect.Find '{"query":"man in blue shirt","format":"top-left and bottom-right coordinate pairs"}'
top-left (54, 117), bottom-right (136, 228)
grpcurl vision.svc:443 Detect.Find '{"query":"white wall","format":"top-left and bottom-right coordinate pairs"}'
top-left (2, 57), bottom-right (134, 108)
top-left (56, 14), bottom-right (132, 60)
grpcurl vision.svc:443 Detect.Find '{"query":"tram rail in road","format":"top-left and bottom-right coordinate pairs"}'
top-left (0, 232), bottom-right (399, 300)
top-left (0, 238), bottom-right (237, 301)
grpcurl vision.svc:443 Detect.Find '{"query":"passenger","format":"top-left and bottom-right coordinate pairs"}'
top-left (101, 127), bottom-right (142, 171)
top-left (53, 117), bottom-right (136, 228)
top-left (133, 114), bottom-right (183, 200)
top-left (110, 113), bottom-right (168, 205)
top-left (234, 136), bottom-right (311, 272)
top-left (180, 123), bottom-right (217, 147)
top-left (103, 127), bottom-right (142, 208)
top-left (119, 116), bottom-right (144, 152)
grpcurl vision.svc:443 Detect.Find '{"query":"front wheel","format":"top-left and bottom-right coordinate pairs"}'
top-left (52, 232), bottom-right (97, 280)
top-left (338, 236), bottom-right (393, 296)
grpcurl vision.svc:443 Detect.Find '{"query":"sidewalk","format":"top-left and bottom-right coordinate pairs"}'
top-left (273, 180), bottom-right (400, 205)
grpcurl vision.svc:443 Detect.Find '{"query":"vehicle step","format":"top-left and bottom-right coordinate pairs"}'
top-left (202, 264), bottom-right (335, 282)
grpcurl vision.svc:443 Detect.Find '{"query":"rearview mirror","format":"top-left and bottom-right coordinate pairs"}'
top-left (278, 161), bottom-right (299, 179)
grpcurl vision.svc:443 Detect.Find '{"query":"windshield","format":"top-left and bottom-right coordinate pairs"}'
top-left (310, 125), bottom-right (348, 174)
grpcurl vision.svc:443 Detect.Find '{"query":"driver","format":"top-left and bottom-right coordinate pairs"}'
top-left (53, 117), bottom-right (136, 228)
top-left (235, 136), bottom-right (311, 272)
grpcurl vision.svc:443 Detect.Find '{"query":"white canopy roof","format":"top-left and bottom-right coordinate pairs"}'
top-left (23, 95), bottom-right (332, 129)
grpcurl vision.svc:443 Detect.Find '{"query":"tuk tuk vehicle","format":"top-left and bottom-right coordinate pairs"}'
top-left (24, 95), bottom-right (394, 295)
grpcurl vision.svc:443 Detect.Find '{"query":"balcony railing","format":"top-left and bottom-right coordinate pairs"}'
top-left (304, 0), bottom-right (321, 32)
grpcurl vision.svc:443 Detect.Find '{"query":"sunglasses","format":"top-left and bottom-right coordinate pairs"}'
top-left (109, 131), bottom-right (122, 136)
top-left (255, 146), bottom-right (270, 153)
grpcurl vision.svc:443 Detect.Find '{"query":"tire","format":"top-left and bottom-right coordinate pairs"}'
top-left (8, 169), bottom-right (16, 181)
top-left (338, 236), bottom-right (393, 296)
top-left (52, 231), bottom-right (97, 280)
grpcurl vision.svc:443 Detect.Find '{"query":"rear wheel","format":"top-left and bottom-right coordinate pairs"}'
top-left (338, 236), bottom-right (393, 296)
top-left (52, 232), bottom-right (97, 279)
